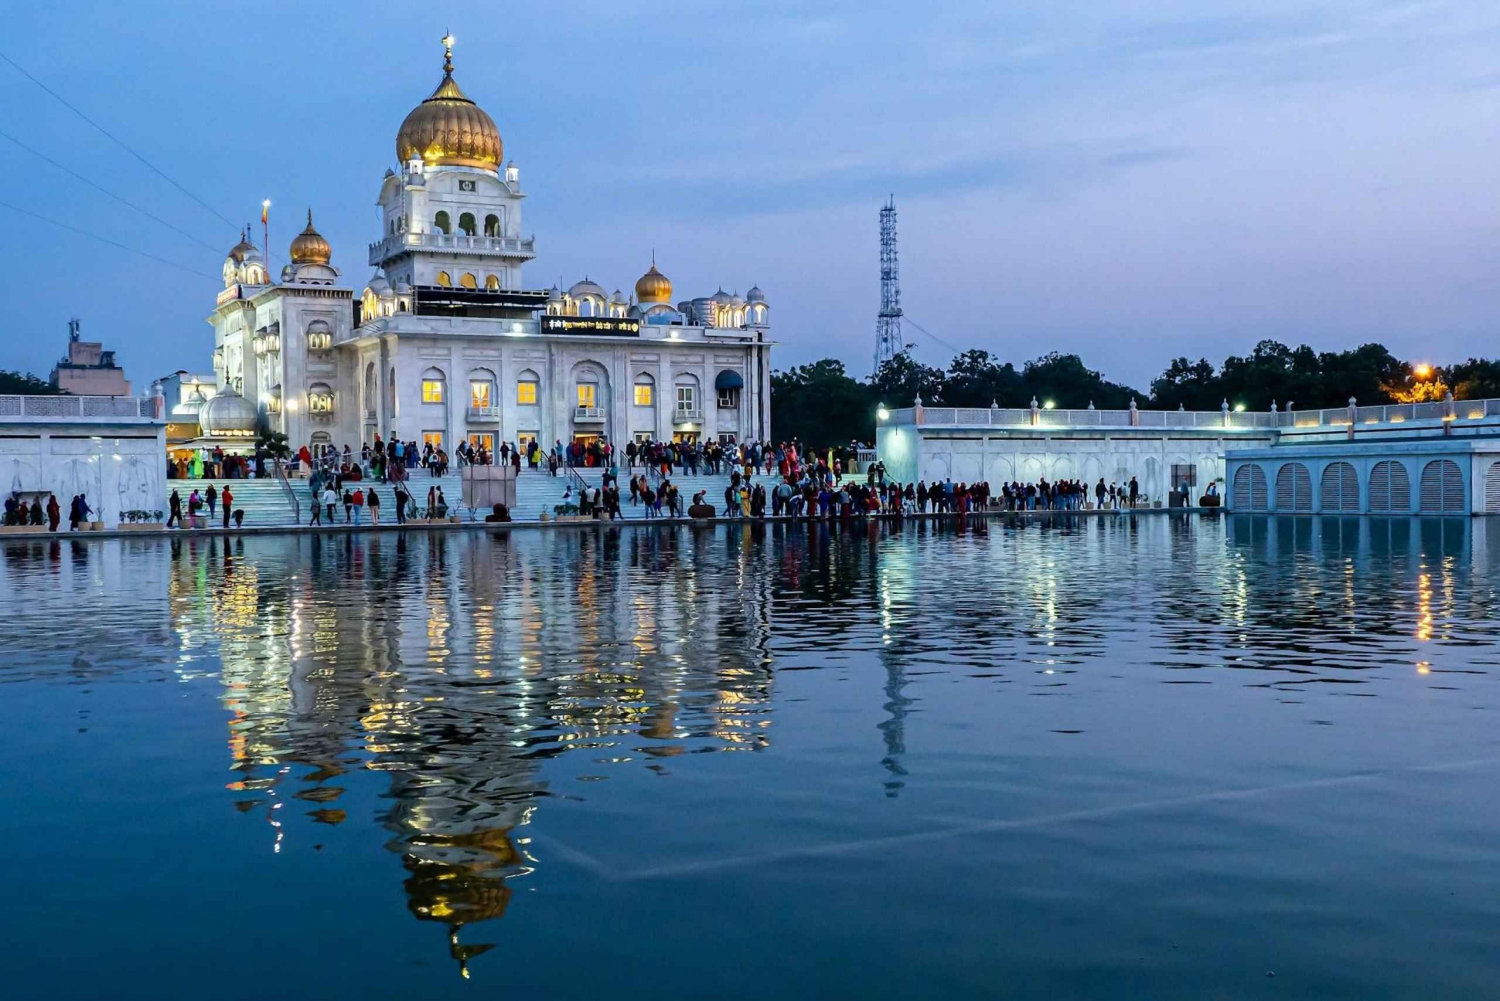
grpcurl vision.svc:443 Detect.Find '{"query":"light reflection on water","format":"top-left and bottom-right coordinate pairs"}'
top-left (2, 515), bottom-right (1499, 999)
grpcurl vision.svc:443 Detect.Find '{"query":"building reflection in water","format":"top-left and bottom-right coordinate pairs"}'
top-left (161, 527), bottom-right (779, 975)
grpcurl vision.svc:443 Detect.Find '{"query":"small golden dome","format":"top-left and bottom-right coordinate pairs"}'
top-left (635, 262), bottom-right (673, 304)
top-left (396, 37), bottom-right (502, 172)
top-left (228, 230), bottom-right (257, 263)
top-left (289, 209), bottom-right (332, 265)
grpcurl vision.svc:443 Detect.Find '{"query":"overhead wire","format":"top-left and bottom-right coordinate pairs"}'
top-left (0, 126), bottom-right (225, 254)
top-left (0, 198), bottom-right (219, 279)
top-left (0, 47), bottom-right (239, 235)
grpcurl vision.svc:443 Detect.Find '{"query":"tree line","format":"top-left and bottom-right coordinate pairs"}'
top-left (771, 341), bottom-right (1500, 446)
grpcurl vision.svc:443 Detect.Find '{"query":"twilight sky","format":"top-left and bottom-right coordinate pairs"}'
top-left (1, 0), bottom-right (1496, 391)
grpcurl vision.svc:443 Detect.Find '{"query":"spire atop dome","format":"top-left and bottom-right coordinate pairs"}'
top-left (289, 208), bottom-right (332, 265)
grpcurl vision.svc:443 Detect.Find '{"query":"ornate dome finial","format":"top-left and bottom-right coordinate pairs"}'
top-left (442, 30), bottom-right (454, 74)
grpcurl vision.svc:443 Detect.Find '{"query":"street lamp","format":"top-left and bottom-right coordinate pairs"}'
top-left (1414, 363), bottom-right (1433, 380)
top-left (1234, 403), bottom-right (1246, 413)
top-left (876, 405), bottom-right (890, 421)
top-left (1042, 400), bottom-right (1056, 410)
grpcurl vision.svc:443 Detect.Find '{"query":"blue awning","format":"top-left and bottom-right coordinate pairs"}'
top-left (715, 369), bottom-right (744, 390)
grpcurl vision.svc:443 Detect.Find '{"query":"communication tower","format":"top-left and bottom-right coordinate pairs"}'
top-left (874, 195), bottom-right (903, 371)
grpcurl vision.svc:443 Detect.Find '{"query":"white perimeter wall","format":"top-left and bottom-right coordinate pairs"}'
top-left (0, 426), bottom-right (167, 525)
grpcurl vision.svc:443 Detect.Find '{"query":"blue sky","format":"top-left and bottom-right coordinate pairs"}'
top-left (1, 0), bottom-right (1496, 390)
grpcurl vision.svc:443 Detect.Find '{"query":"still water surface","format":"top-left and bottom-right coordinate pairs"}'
top-left (2, 517), bottom-right (1499, 999)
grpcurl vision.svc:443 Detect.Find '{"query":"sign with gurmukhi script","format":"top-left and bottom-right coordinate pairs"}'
top-left (540, 316), bottom-right (641, 336)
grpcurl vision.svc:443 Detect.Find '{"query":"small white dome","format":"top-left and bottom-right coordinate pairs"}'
top-left (746, 285), bottom-right (765, 302)
top-left (198, 384), bottom-right (259, 436)
top-left (569, 277), bottom-right (605, 299)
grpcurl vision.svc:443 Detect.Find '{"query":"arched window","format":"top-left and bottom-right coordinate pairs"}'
top-left (1274, 462), bottom-right (1312, 512)
top-left (306, 320), bottom-right (332, 351)
top-left (578, 298), bottom-right (595, 317)
top-left (308, 383), bottom-right (335, 414)
top-left (460, 273), bottom-right (478, 289)
top-left (1320, 462), bottom-right (1359, 511)
top-left (459, 212), bottom-right (477, 236)
top-left (1419, 459), bottom-right (1464, 513)
top-left (1368, 460), bottom-right (1411, 512)
top-left (516, 369), bottom-right (540, 406)
top-left (435, 271), bottom-right (452, 287)
top-left (434, 211), bottom-right (451, 234)
top-left (468, 368), bottom-right (497, 412)
top-left (1231, 464), bottom-right (1268, 511)
top-left (484, 214), bottom-right (500, 237)
top-left (633, 373), bottom-right (655, 408)
top-left (421, 367), bottom-right (447, 405)
top-left (485, 274), bottom-right (500, 290)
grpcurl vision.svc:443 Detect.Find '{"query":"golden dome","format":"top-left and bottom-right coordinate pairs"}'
top-left (635, 262), bottom-right (673, 304)
top-left (396, 38), bottom-right (502, 172)
top-left (289, 209), bottom-right (332, 265)
top-left (228, 230), bottom-right (257, 263)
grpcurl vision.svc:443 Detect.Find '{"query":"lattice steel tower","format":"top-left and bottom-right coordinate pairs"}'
top-left (874, 195), bottom-right (903, 371)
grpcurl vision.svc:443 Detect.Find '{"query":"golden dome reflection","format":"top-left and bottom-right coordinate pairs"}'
top-left (395, 35), bottom-right (502, 172)
top-left (288, 209), bottom-right (332, 265)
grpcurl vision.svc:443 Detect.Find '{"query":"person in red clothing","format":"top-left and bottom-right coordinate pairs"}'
top-left (221, 485), bottom-right (233, 528)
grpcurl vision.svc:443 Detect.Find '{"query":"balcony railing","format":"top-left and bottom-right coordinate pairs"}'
top-left (0, 395), bottom-right (159, 421)
top-left (468, 405), bottom-right (501, 421)
top-left (878, 397), bottom-right (1500, 434)
top-left (673, 408), bottom-right (704, 424)
top-left (363, 409), bottom-right (377, 423)
top-left (368, 231), bottom-right (537, 264)
top-left (574, 406), bottom-right (605, 422)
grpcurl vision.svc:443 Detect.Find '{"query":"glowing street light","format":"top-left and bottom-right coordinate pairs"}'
top-left (1414, 363), bottom-right (1433, 379)
top-left (876, 405), bottom-right (890, 421)
top-left (1042, 400), bottom-right (1056, 410)
top-left (1234, 403), bottom-right (1246, 412)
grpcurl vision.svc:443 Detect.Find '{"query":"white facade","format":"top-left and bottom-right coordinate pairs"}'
top-left (0, 395), bottom-right (166, 524)
top-left (877, 403), bottom-right (1277, 503)
top-left (206, 41), bottom-right (771, 458)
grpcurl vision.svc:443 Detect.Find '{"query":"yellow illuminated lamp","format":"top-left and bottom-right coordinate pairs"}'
top-left (1414, 364), bottom-right (1433, 379)
top-left (1234, 403), bottom-right (1246, 412)
top-left (876, 405), bottom-right (890, 421)
top-left (1042, 400), bottom-right (1056, 410)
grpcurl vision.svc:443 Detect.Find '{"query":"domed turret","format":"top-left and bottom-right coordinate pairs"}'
top-left (289, 209), bottom-right (332, 265)
top-left (172, 384), bottom-right (209, 418)
top-left (227, 230), bottom-right (257, 263)
top-left (746, 285), bottom-right (765, 302)
top-left (635, 262), bottom-right (672, 304)
top-left (568, 277), bottom-right (605, 299)
top-left (198, 383), bottom-right (260, 437)
top-left (395, 36), bottom-right (502, 172)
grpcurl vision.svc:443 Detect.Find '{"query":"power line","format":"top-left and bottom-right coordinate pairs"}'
top-left (0, 198), bottom-right (218, 279)
top-left (0, 47), bottom-right (239, 235)
top-left (0, 126), bottom-right (224, 254)
top-left (902, 314), bottom-right (965, 355)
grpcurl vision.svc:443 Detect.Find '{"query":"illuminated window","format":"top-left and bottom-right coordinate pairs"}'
top-left (435, 271), bottom-right (451, 287)
top-left (517, 431), bottom-right (538, 451)
top-left (470, 381), bottom-right (492, 408)
top-left (422, 379), bottom-right (445, 404)
top-left (485, 274), bottom-right (500, 290)
top-left (634, 382), bottom-right (653, 407)
top-left (517, 380), bottom-right (538, 405)
top-left (422, 431), bottom-right (444, 450)
top-left (308, 384), bottom-right (334, 413)
top-left (576, 383), bottom-right (597, 409)
top-left (468, 432), bottom-right (494, 452)
top-left (460, 273), bottom-right (477, 289)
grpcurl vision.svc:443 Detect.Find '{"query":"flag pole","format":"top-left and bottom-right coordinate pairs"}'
top-left (262, 199), bottom-right (271, 279)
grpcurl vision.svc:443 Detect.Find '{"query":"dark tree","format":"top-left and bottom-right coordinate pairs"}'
top-left (870, 349), bottom-right (947, 407)
top-left (1020, 352), bottom-right (1141, 410)
top-left (771, 359), bottom-right (876, 446)
top-left (0, 370), bottom-right (61, 395)
top-left (945, 350), bottom-right (1024, 407)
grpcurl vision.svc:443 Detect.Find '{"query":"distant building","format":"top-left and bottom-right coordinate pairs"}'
top-left (50, 319), bottom-right (131, 396)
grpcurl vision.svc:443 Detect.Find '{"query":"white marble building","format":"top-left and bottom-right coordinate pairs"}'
top-left (0, 395), bottom-right (166, 524)
top-left (207, 37), bottom-right (772, 459)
